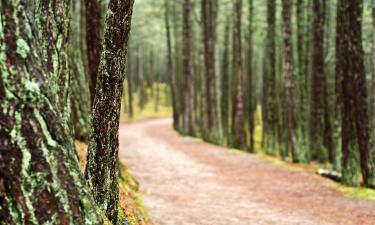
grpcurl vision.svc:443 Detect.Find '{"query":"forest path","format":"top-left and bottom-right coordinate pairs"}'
top-left (119, 118), bottom-right (375, 225)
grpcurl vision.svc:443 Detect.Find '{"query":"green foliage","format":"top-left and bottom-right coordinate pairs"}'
top-left (122, 83), bottom-right (172, 122)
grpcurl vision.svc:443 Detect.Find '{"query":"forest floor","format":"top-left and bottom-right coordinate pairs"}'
top-left (119, 118), bottom-right (375, 225)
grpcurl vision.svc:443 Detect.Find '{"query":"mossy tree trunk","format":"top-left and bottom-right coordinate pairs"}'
top-left (295, 0), bottom-right (309, 160)
top-left (70, 0), bottom-right (92, 141)
top-left (0, 0), bottom-right (102, 224)
top-left (34, 0), bottom-right (71, 125)
top-left (85, 0), bottom-right (135, 223)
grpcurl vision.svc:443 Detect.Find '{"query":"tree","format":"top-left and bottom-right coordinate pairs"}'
top-left (231, 0), bottom-right (245, 148)
top-left (247, 0), bottom-right (255, 152)
top-left (85, 0), bottom-right (102, 105)
top-left (202, 0), bottom-right (222, 143)
top-left (338, 0), bottom-right (375, 187)
top-left (127, 51), bottom-right (134, 118)
top-left (70, 0), bottom-right (92, 141)
top-left (0, 0), bottom-right (101, 223)
top-left (85, 0), bottom-right (135, 222)
top-left (221, 17), bottom-right (231, 141)
top-left (182, 0), bottom-right (196, 135)
top-left (165, 0), bottom-right (179, 129)
top-left (282, 0), bottom-right (299, 162)
top-left (263, 0), bottom-right (277, 155)
top-left (310, 0), bottom-right (326, 162)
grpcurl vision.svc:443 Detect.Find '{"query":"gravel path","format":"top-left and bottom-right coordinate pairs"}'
top-left (119, 118), bottom-right (375, 225)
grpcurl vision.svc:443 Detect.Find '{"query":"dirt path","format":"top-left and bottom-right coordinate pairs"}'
top-left (119, 118), bottom-right (375, 225)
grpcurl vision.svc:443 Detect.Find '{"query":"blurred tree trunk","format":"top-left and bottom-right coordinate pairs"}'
top-left (296, 0), bottom-right (309, 162)
top-left (323, 1), bottom-right (335, 169)
top-left (182, 0), bottom-right (196, 135)
top-left (338, 0), bottom-right (360, 186)
top-left (85, 0), bottom-right (102, 106)
top-left (231, 0), bottom-right (245, 148)
top-left (0, 1), bottom-right (102, 223)
top-left (202, 0), bottom-right (222, 143)
top-left (85, 0), bottom-right (135, 222)
top-left (346, 0), bottom-right (375, 188)
top-left (138, 46), bottom-right (147, 109)
top-left (263, 0), bottom-right (277, 155)
top-left (127, 51), bottom-right (134, 118)
top-left (247, 0), bottom-right (255, 152)
top-left (334, 0), bottom-right (344, 173)
top-left (70, 0), bottom-right (92, 141)
top-left (221, 18), bottom-right (231, 142)
top-left (34, 0), bottom-right (71, 125)
top-left (282, 0), bottom-right (299, 162)
top-left (310, 0), bottom-right (326, 162)
top-left (165, 0), bottom-right (179, 129)
top-left (338, 0), bottom-right (375, 187)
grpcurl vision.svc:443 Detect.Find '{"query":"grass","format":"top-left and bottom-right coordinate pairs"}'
top-left (334, 184), bottom-right (375, 201)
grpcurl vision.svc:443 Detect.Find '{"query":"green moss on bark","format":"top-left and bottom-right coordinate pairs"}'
top-left (85, 0), bottom-right (135, 223)
top-left (0, 1), bottom-right (102, 224)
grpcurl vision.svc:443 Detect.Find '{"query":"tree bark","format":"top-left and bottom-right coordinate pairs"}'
top-left (247, 0), bottom-right (255, 152)
top-left (127, 51), bottom-right (134, 118)
top-left (202, 0), bottom-right (222, 142)
top-left (182, 0), bottom-right (196, 135)
top-left (282, 0), bottom-right (299, 162)
top-left (231, 0), bottom-right (245, 149)
top-left (70, 0), bottom-right (91, 141)
top-left (310, 0), bottom-right (326, 162)
top-left (264, 0), bottom-right (277, 155)
top-left (85, 0), bottom-right (102, 106)
top-left (338, 0), bottom-right (375, 187)
top-left (34, 0), bottom-right (71, 126)
top-left (0, 1), bottom-right (101, 223)
top-left (165, 0), bottom-right (179, 129)
top-left (85, 0), bottom-right (135, 222)
top-left (221, 18), bottom-right (231, 141)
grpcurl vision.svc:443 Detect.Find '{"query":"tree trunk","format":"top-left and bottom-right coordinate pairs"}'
top-left (310, 0), bottom-right (326, 162)
top-left (282, 0), bottom-right (299, 162)
top-left (221, 18), bottom-right (231, 142)
top-left (202, 0), bottom-right (222, 143)
top-left (182, 0), bottom-right (196, 135)
top-left (231, 0), bottom-right (245, 149)
top-left (70, 0), bottom-right (92, 141)
top-left (0, 1), bottom-right (101, 223)
top-left (138, 46), bottom-right (147, 110)
top-left (85, 0), bottom-right (102, 106)
top-left (85, 0), bottom-right (135, 222)
top-left (127, 51), bottom-right (134, 118)
top-left (348, 0), bottom-right (375, 188)
top-left (264, 0), bottom-right (277, 155)
top-left (338, 0), bottom-right (375, 187)
top-left (247, 0), bottom-right (255, 152)
top-left (165, 0), bottom-right (179, 129)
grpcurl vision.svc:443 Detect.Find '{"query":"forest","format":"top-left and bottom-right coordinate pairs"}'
top-left (1, 0), bottom-right (375, 224)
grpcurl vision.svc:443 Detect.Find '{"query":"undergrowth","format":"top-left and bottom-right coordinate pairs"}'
top-left (75, 141), bottom-right (153, 225)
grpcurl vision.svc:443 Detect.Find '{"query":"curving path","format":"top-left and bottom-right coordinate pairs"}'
top-left (119, 118), bottom-right (375, 225)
